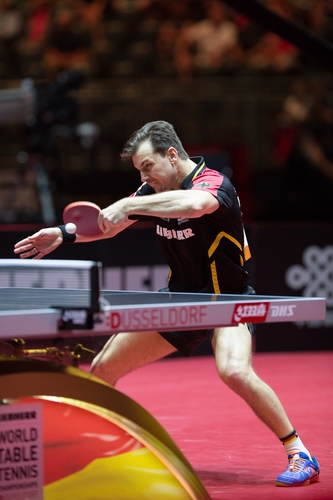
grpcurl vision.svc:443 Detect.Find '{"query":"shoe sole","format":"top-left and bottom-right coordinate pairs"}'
top-left (276, 475), bottom-right (320, 487)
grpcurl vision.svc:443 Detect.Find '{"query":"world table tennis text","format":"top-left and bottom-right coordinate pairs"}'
top-left (105, 305), bottom-right (207, 331)
top-left (0, 403), bottom-right (44, 500)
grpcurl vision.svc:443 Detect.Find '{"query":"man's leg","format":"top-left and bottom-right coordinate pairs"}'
top-left (90, 330), bottom-right (177, 386)
top-left (212, 324), bottom-right (320, 486)
top-left (212, 323), bottom-right (293, 437)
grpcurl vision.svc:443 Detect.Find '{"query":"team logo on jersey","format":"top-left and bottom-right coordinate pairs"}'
top-left (196, 182), bottom-right (211, 189)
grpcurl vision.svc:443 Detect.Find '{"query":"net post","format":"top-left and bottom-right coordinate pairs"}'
top-left (90, 261), bottom-right (102, 312)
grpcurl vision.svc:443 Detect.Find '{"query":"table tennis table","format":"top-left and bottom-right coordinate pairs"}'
top-left (0, 286), bottom-right (326, 340)
top-left (0, 260), bottom-right (327, 500)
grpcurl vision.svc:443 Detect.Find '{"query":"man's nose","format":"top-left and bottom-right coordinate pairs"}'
top-left (141, 172), bottom-right (149, 182)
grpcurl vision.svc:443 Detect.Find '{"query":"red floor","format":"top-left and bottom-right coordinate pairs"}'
top-left (116, 351), bottom-right (333, 500)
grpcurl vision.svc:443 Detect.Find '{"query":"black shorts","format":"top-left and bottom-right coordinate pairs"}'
top-left (158, 285), bottom-right (256, 357)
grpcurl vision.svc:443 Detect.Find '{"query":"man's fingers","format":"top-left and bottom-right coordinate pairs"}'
top-left (14, 240), bottom-right (37, 255)
top-left (97, 214), bottom-right (108, 233)
top-left (32, 252), bottom-right (44, 260)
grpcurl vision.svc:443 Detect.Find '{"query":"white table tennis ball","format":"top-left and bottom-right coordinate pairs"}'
top-left (65, 222), bottom-right (77, 234)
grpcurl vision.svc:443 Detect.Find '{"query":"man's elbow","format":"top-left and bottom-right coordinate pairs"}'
top-left (190, 192), bottom-right (218, 216)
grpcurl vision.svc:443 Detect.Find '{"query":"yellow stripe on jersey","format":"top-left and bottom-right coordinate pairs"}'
top-left (208, 232), bottom-right (243, 293)
top-left (192, 161), bottom-right (206, 180)
top-left (209, 229), bottom-right (251, 262)
top-left (208, 231), bottom-right (242, 258)
top-left (210, 260), bottom-right (221, 294)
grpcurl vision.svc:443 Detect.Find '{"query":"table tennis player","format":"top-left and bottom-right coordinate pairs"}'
top-left (14, 120), bottom-right (320, 487)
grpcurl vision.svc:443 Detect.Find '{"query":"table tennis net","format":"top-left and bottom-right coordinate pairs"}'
top-left (0, 259), bottom-right (102, 310)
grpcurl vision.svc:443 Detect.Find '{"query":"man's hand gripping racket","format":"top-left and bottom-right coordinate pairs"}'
top-left (63, 201), bottom-right (103, 237)
top-left (13, 200), bottom-right (132, 259)
top-left (64, 200), bottom-right (132, 235)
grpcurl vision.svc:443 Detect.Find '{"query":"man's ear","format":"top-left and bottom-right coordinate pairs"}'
top-left (168, 147), bottom-right (178, 164)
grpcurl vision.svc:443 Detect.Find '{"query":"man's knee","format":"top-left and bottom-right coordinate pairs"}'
top-left (217, 359), bottom-right (253, 389)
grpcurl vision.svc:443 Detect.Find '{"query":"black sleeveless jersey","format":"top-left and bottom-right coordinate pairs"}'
top-left (134, 157), bottom-right (250, 294)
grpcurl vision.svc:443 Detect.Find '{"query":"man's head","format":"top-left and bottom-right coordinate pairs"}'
top-left (122, 121), bottom-right (192, 192)
top-left (120, 121), bottom-right (189, 161)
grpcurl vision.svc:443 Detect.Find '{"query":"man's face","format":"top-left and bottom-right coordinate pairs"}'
top-left (132, 140), bottom-right (178, 193)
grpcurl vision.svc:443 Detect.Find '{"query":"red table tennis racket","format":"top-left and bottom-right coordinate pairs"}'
top-left (63, 201), bottom-right (103, 237)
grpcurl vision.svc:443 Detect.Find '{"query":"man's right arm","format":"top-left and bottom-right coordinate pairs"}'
top-left (13, 217), bottom-right (136, 259)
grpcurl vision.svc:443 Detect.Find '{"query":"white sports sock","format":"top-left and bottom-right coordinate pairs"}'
top-left (280, 430), bottom-right (312, 458)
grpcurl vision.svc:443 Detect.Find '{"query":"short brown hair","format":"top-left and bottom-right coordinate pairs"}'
top-left (120, 121), bottom-right (189, 161)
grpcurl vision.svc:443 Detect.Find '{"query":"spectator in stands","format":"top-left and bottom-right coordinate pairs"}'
top-left (153, 0), bottom-right (202, 76)
top-left (287, 91), bottom-right (333, 219)
top-left (271, 79), bottom-right (313, 166)
top-left (290, 0), bottom-right (333, 42)
top-left (242, 0), bottom-right (299, 75)
top-left (234, 12), bottom-right (264, 54)
top-left (174, 1), bottom-right (243, 81)
top-left (300, 97), bottom-right (333, 181)
top-left (245, 31), bottom-right (299, 74)
top-left (111, 0), bottom-right (152, 18)
top-left (155, 20), bottom-right (179, 75)
top-left (75, 0), bottom-right (108, 49)
top-left (17, 0), bottom-right (52, 74)
top-left (270, 78), bottom-right (333, 220)
top-left (272, 79), bottom-right (315, 157)
top-left (308, 0), bottom-right (333, 42)
top-left (0, 0), bottom-right (24, 77)
top-left (156, 0), bottom-right (204, 25)
top-left (24, 0), bottom-right (52, 47)
top-left (43, 2), bottom-right (93, 79)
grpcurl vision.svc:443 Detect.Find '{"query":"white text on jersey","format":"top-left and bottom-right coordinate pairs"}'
top-left (156, 224), bottom-right (195, 240)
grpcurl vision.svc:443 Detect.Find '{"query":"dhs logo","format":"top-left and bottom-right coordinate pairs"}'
top-left (232, 302), bottom-right (269, 324)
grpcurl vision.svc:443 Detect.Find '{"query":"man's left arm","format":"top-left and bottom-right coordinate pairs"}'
top-left (98, 190), bottom-right (219, 232)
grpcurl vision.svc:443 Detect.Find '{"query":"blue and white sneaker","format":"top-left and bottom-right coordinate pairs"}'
top-left (276, 452), bottom-right (320, 487)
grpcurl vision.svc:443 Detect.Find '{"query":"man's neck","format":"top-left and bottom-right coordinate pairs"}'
top-left (174, 158), bottom-right (197, 188)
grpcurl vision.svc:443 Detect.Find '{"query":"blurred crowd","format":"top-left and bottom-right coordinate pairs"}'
top-left (269, 76), bottom-right (333, 220)
top-left (1, 0), bottom-right (333, 81)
